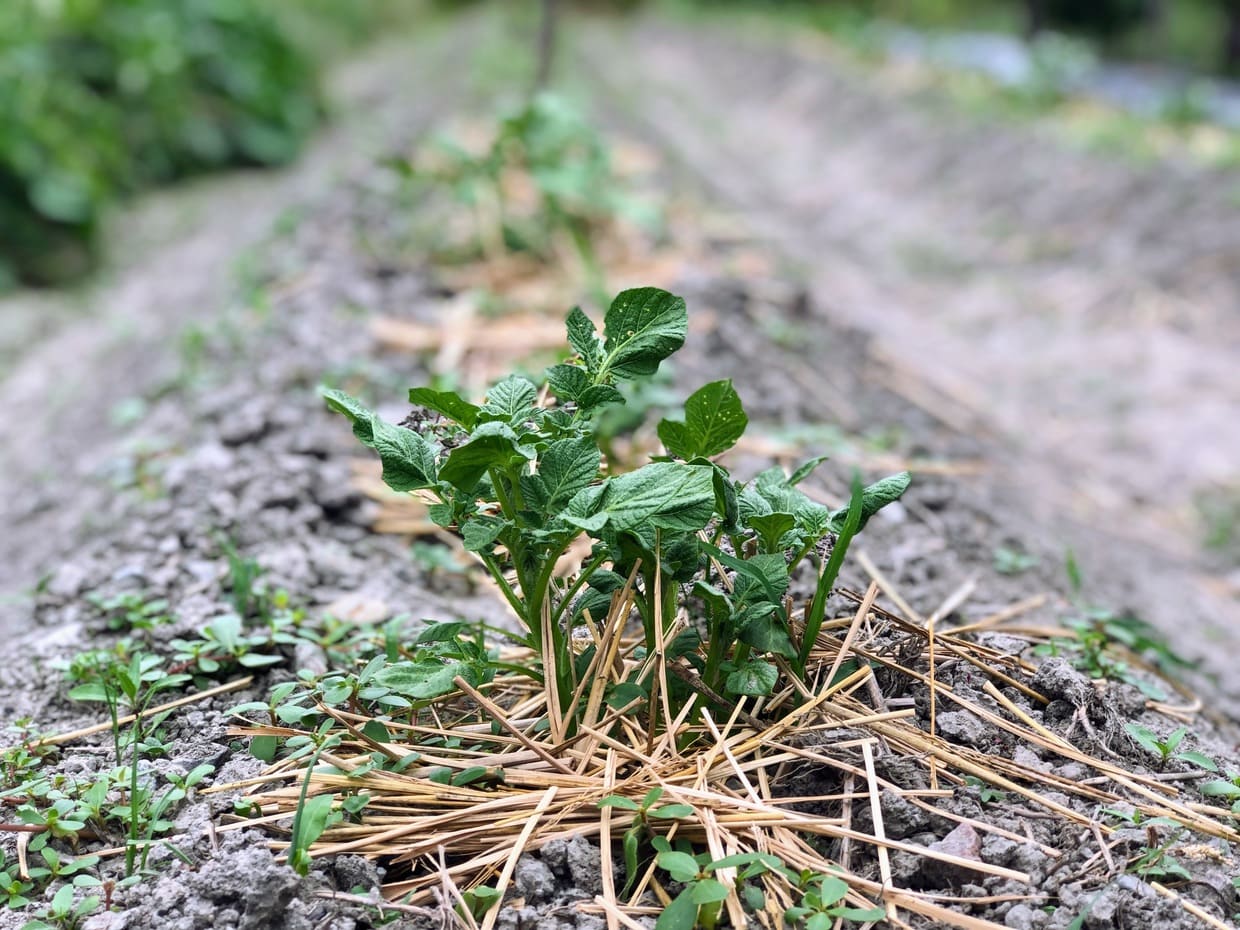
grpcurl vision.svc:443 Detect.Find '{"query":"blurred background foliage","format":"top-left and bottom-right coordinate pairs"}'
top-left (0, 0), bottom-right (413, 288)
top-left (3, 0), bottom-right (1236, 288)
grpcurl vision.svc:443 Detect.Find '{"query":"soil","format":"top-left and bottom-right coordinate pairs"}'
top-left (1, 8), bottom-right (1238, 930)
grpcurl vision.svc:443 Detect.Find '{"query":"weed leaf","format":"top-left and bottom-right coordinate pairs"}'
top-left (726, 659), bottom-right (779, 696)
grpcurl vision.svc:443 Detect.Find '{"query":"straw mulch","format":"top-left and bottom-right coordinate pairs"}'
top-left (213, 575), bottom-right (1239, 930)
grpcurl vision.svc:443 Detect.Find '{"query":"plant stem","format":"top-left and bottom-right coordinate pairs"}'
top-left (798, 477), bottom-right (864, 671)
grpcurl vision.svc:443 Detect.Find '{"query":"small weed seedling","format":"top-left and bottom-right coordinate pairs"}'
top-left (651, 841), bottom-right (785, 930)
top-left (323, 287), bottom-right (909, 734)
top-left (18, 884), bottom-right (101, 930)
top-left (1124, 723), bottom-right (1217, 771)
top-left (599, 787), bottom-right (694, 894)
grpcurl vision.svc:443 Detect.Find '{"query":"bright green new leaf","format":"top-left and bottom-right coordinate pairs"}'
top-left (601, 287), bottom-right (688, 380)
top-left (438, 424), bottom-right (522, 491)
top-left (747, 512), bottom-right (797, 554)
top-left (408, 388), bottom-right (479, 428)
top-left (657, 380), bottom-right (748, 460)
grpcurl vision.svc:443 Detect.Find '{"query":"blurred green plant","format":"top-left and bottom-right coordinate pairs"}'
top-left (0, 0), bottom-right (329, 287)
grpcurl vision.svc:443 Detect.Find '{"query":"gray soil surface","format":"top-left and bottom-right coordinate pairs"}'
top-left (1, 9), bottom-right (1239, 930)
top-left (578, 12), bottom-right (1240, 703)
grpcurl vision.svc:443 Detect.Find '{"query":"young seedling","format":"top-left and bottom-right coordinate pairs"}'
top-left (598, 787), bottom-right (694, 894)
top-left (18, 884), bottom-right (100, 930)
top-left (783, 872), bottom-right (888, 928)
top-left (1124, 723), bottom-right (1217, 771)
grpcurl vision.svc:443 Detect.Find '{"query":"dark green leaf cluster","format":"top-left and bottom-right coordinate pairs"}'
top-left (324, 287), bottom-right (909, 728)
top-left (0, 0), bottom-right (323, 286)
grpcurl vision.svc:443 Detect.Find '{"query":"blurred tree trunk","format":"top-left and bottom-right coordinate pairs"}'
top-left (1225, 0), bottom-right (1240, 74)
top-left (1024, 0), bottom-right (1045, 37)
top-left (534, 0), bottom-right (558, 94)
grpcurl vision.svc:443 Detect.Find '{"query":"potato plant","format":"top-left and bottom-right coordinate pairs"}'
top-left (326, 287), bottom-right (908, 731)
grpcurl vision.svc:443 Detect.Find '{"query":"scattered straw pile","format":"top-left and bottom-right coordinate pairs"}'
top-left (215, 576), bottom-right (1239, 930)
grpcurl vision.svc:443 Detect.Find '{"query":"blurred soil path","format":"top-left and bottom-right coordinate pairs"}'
top-left (0, 25), bottom-right (475, 601)
top-left (578, 16), bottom-right (1240, 676)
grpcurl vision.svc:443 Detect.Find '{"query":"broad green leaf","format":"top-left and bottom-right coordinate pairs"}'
top-left (376, 660), bottom-right (470, 699)
top-left (601, 288), bottom-right (688, 380)
top-left (537, 437), bottom-right (601, 510)
top-left (564, 463), bottom-right (715, 535)
top-left (655, 888), bottom-right (700, 930)
top-left (656, 851), bottom-right (700, 884)
top-left (249, 735), bottom-right (278, 763)
top-left (1124, 723), bottom-right (1164, 758)
top-left (1200, 779), bottom-right (1240, 799)
top-left (578, 384), bottom-right (625, 411)
top-left (408, 388), bottom-right (479, 428)
top-left (658, 380), bottom-right (748, 460)
top-left (566, 306), bottom-right (602, 373)
top-left (368, 419), bottom-right (438, 492)
top-left (830, 471), bottom-right (911, 531)
top-left (480, 375), bottom-right (538, 425)
top-left (747, 512), bottom-right (797, 554)
top-left (322, 388), bottom-right (437, 491)
top-left (461, 516), bottom-right (507, 552)
top-left (691, 878), bottom-right (730, 905)
top-left (726, 659), bottom-right (779, 696)
top-left (438, 424), bottom-right (522, 491)
top-left (545, 364), bottom-right (590, 403)
top-left (738, 608), bottom-right (796, 659)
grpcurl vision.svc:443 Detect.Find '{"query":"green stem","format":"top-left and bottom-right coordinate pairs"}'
top-left (489, 468), bottom-right (517, 521)
top-left (550, 549), bottom-right (608, 626)
top-left (798, 478), bottom-right (864, 671)
top-left (477, 552), bottom-right (531, 645)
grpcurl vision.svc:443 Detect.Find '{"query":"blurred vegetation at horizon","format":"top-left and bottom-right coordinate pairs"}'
top-left (0, 0), bottom-right (424, 289)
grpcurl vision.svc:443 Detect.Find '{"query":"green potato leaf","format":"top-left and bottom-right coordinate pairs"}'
top-left (658, 379), bottom-right (748, 460)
